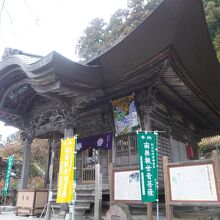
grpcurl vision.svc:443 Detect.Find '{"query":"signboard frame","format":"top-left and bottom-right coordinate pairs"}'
top-left (112, 166), bottom-right (143, 204)
top-left (168, 161), bottom-right (219, 203)
top-left (163, 151), bottom-right (220, 220)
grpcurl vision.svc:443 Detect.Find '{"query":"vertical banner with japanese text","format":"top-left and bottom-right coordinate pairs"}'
top-left (3, 155), bottom-right (14, 196)
top-left (56, 137), bottom-right (76, 203)
top-left (112, 95), bottom-right (139, 136)
top-left (137, 132), bottom-right (158, 203)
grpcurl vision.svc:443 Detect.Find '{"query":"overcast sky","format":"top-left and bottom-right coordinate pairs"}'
top-left (0, 0), bottom-right (127, 140)
top-left (0, 0), bottom-right (127, 60)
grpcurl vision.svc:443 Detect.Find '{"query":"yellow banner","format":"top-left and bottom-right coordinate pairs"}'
top-left (56, 137), bottom-right (76, 203)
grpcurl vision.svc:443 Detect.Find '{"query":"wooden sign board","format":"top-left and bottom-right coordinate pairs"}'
top-left (163, 151), bottom-right (220, 220)
top-left (112, 168), bottom-right (142, 203)
top-left (169, 163), bottom-right (218, 202)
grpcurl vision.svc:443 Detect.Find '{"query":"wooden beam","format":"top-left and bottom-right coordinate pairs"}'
top-left (0, 79), bottom-right (28, 108)
top-left (103, 59), bottom-right (169, 95)
top-left (38, 93), bottom-right (70, 108)
top-left (163, 156), bottom-right (173, 220)
top-left (161, 72), bottom-right (218, 129)
top-left (0, 107), bottom-right (23, 118)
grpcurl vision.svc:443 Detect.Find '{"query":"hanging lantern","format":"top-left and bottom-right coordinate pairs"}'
top-left (186, 144), bottom-right (194, 159)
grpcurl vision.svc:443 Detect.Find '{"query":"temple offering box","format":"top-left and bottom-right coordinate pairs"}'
top-left (16, 189), bottom-right (48, 216)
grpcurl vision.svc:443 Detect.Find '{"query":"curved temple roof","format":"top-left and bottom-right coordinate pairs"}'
top-left (0, 0), bottom-right (220, 131)
top-left (0, 52), bottom-right (102, 119)
top-left (89, 0), bottom-right (220, 112)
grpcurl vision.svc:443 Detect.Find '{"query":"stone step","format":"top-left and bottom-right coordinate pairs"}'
top-left (76, 189), bottom-right (95, 195)
top-left (76, 184), bottom-right (95, 190)
top-left (76, 194), bottom-right (95, 199)
top-left (76, 183), bottom-right (110, 191)
top-left (50, 184), bottom-right (96, 215)
top-left (66, 213), bottom-right (86, 218)
top-left (76, 199), bottom-right (94, 203)
top-left (75, 205), bottom-right (91, 211)
top-left (76, 192), bottom-right (94, 195)
top-left (51, 204), bottom-right (61, 209)
top-left (84, 215), bottom-right (105, 220)
top-left (51, 184), bottom-right (109, 194)
top-left (47, 204), bottom-right (91, 213)
top-left (75, 202), bottom-right (91, 209)
top-left (77, 197), bottom-right (94, 202)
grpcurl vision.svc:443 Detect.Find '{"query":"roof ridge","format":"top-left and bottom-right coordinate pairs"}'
top-left (1, 48), bottom-right (43, 60)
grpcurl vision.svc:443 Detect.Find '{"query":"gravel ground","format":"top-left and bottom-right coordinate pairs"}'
top-left (0, 212), bottom-right (201, 220)
top-left (0, 211), bottom-right (64, 220)
top-left (1, 206), bottom-right (219, 220)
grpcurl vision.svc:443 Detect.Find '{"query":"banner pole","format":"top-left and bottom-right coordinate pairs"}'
top-left (137, 131), bottom-right (162, 220)
top-left (67, 133), bottom-right (77, 220)
top-left (44, 137), bottom-right (55, 220)
top-left (155, 131), bottom-right (159, 220)
top-left (147, 203), bottom-right (153, 220)
top-left (70, 135), bottom-right (77, 220)
top-left (138, 130), bottom-right (166, 133)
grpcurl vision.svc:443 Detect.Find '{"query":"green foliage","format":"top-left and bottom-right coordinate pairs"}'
top-left (76, 0), bottom-right (220, 63)
top-left (204, 0), bottom-right (220, 61)
top-left (105, 9), bottom-right (130, 48)
top-left (76, 0), bottom-right (163, 63)
top-left (198, 135), bottom-right (220, 158)
top-left (29, 139), bottom-right (47, 188)
top-left (213, 32), bottom-right (220, 60)
top-left (76, 18), bottom-right (107, 63)
top-left (0, 137), bottom-right (48, 189)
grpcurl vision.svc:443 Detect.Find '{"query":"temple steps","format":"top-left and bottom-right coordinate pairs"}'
top-left (50, 183), bottom-right (110, 216)
top-left (74, 184), bottom-right (95, 216)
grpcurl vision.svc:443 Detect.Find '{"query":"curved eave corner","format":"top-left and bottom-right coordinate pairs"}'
top-left (0, 51), bottom-right (102, 93)
top-left (88, 0), bottom-right (220, 116)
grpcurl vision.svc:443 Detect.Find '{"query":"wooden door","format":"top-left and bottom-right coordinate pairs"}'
top-left (171, 139), bottom-right (187, 162)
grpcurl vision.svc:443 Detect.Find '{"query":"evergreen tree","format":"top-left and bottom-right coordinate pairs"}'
top-left (204, 0), bottom-right (220, 60)
top-left (76, 0), bottom-right (163, 63)
top-left (76, 0), bottom-right (220, 63)
top-left (76, 18), bottom-right (107, 63)
top-left (105, 9), bottom-right (130, 49)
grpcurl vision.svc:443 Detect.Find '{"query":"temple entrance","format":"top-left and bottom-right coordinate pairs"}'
top-left (82, 147), bottom-right (99, 183)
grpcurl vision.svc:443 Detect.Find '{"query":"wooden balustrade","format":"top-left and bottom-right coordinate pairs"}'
top-left (82, 167), bottom-right (95, 183)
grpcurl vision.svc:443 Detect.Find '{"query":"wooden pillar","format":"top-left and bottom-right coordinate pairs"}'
top-left (44, 138), bottom-right (56, 220)
top-left (143, 104), bottom-right (153, 220)
top-left (212, 150), bottom-right (220, 199)
top-left (94, 163), bottom-right (102, 220)
top-left (20, 138), bottom-right (32, 189)
top-left (169, 135), bottom-right (174, 162)
top-left (112, 137), bottom-right (116, 165)
top-left (109, 163), bottom-right (113, 206)
top-left (44, 139), bottom-right (52, 188)
top-left (163, 156), bottom-right (172, 220)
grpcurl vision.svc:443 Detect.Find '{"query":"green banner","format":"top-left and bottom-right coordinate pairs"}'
top-left (137, 132), bottom-right (158, 203)
top-left (3, 155), bottom-right (14, 196)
